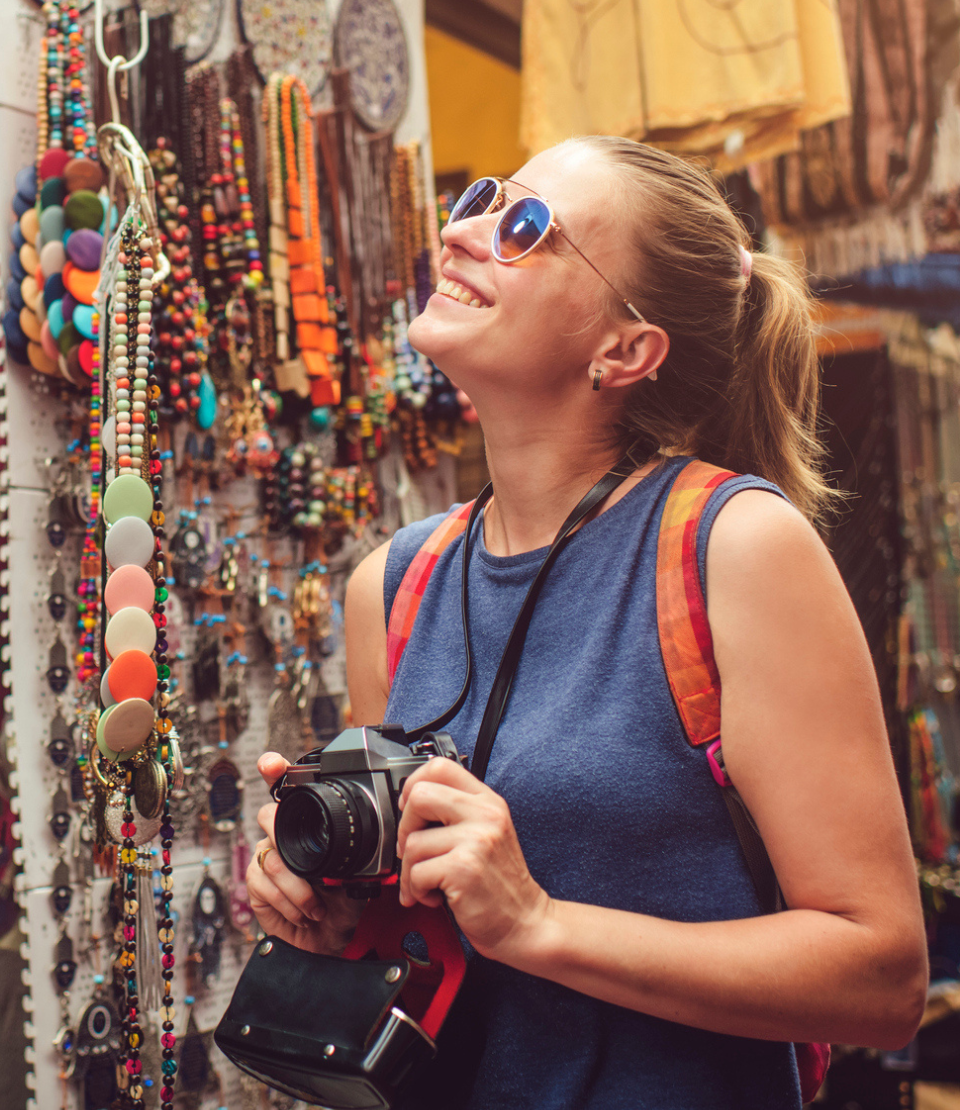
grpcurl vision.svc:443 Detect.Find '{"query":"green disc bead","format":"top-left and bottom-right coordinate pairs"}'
top-left (157, 664), bottom-right (170, 679)
top-left (155, 587), bottom-right (168, 602)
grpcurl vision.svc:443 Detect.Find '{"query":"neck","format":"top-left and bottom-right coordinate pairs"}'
top-left (479, 421), bottom-right (652, 557)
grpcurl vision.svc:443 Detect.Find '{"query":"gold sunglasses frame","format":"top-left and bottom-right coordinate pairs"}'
top-left (450, 176), bottom-right (646, 324)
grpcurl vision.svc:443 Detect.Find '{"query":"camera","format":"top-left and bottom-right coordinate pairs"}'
top-left (272, 725), bottom-right (462, 887)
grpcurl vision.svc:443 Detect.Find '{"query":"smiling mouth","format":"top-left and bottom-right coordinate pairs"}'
top-left (436, 278), bottom-right (490, 308)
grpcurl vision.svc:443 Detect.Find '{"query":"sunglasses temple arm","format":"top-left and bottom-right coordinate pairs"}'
top-left (557, 226), bottom-right (646, 324)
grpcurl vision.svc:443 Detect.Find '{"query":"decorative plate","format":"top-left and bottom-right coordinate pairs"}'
top-left (135, 0), bottom-right (224, 65)
top-left (236, 0), bottom-right (332, 99)
top-left (334, 0), bottom-right (409, 132)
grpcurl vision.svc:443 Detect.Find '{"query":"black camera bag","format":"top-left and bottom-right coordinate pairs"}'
top-left (215, 933), bottom-right (434, 1109)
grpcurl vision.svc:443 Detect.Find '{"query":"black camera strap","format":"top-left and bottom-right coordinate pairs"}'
top-left (413, 462), bottom-right (632, 781)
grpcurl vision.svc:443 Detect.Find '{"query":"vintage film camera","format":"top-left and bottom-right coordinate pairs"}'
top-left (215, 726), bottom-right (467, 1109)
top-left (271, 725), bottom-right (462, 887)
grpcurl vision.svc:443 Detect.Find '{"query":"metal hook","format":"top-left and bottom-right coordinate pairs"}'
top-left (93, 0), bottom-right (149, 74)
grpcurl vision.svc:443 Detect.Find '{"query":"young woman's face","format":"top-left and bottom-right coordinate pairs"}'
top-left (407, 144), bottom-right (629, 400)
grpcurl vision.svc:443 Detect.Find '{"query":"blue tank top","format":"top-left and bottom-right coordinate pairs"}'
top-left (383, 455), bottom-right (801, 1110)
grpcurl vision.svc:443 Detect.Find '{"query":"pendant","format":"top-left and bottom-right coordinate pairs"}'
top-left (50, 784), bottom-right (72, 842)
top-left (73, 988), bottom-right (122, 1090)
top-left (48, 711), bottom-right (73, 768)
top-left (133, 758), bottom-right (168, 820)
top-left (51, 858), bottom-right (72, 917)
top-left (206, 757), bottom-right (243, 832)
top-left (103, 788), bottom-right (162, 846)
top-left (53, 930), bottom-right (77, 992)
top-left (191, 876), bottom-right (226, 989)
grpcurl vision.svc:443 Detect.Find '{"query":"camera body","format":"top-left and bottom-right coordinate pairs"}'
top-left (272, 725), bottom-right (461, 885)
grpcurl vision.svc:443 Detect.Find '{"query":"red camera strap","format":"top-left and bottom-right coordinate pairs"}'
top-left (341, 880), bottom-right (466, 1041)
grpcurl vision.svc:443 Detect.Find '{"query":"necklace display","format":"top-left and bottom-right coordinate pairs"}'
top-left (264, 72), bottom-right (341, 408)
top-left (149, 139), bottom-right (212, 423)
top-left (3, 22), bottom-right (484, 1109)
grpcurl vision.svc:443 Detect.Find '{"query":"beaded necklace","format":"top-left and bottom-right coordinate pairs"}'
top-left (40, 0), bottom-right (97, 161)
top-left (278, 74), bottom-right (340, 406)
top-left (264, 73), bottom-right (291, 361)
top-left (149, 140), bottom-right (208, 418)
top-left (93, 215), bottom-right (179, 1110)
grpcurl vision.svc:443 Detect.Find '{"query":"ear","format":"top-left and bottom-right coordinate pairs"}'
top-left (588, 322), bottom-right (669, 390)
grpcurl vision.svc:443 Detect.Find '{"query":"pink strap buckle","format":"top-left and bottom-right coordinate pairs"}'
top-left (706, 740), bottom-right (731, 787)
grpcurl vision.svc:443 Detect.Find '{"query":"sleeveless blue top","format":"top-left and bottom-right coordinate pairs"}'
top-left (383, 456), bottom-right (800, 1110)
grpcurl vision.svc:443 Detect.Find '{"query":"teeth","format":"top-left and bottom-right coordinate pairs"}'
top-left (435, 278), bottom-right (489, 308)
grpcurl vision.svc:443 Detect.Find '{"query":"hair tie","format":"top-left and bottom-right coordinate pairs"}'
top-left (738, 244), bottom-right (753, 282)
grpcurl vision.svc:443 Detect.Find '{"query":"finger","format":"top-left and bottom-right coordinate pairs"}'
top-left (397, 780), bottom-right (485, 849)
top-left (398, 825), bottom-right (459, 905)
top-left (261, 848), bottom-right (327, 921)
top-left (401, 856), bottom-right (449, 909)
top-left (252, 837), bottom-right (326, 921)
top-left (245, 861), bottom-right (318, 928)
top-left (258, 752), bottom-right (291, 789)
top-left (257, 802), bottom-right (278, 841)
top-left (399, 756), bottom-right (484, 809)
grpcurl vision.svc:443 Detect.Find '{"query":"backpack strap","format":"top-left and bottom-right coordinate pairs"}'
top-left (386, 501), bottom-right (475, 687)
top-left (658, 462), bottom-right (830, 1102)
top-left (656, 460), bottom-right (783, 915)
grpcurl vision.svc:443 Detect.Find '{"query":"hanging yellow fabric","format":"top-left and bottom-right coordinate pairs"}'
top-left (520, 0), bottom-right (851, 173)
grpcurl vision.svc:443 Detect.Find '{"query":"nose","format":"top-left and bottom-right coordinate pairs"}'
top-left (440, 211), bottom-right (494, 259)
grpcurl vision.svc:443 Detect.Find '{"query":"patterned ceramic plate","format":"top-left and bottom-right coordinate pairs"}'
top-left (334, 0), bottom-right (409, 132)
top-left (136, 0), bottom-right (224, 64)
top-left (236, 0), bottom-right (332, 98)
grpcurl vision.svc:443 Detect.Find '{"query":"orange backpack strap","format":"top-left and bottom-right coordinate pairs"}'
top-left (657, 459), bottom-right (789, 916)
top-left (386, 501), bottom-right (475, 687)
top-left (656, 459), bottom-right (737, 755)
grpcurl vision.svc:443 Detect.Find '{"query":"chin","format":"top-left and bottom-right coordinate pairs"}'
top-left (406, 308), bottom-right (463, 371)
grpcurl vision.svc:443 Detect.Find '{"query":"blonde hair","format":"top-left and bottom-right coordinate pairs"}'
top-left (570, 136), bottom-right (836, 524)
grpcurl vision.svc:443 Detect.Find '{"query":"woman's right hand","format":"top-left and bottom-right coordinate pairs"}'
top-left (246, 752), bottom-right (364, 955)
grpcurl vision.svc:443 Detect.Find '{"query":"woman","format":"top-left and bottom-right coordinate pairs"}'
top-left (248, 138), bottom-right (928, 1109)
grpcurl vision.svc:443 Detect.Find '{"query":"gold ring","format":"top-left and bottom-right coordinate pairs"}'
top-left (257, 845), bottom-right (275, 870)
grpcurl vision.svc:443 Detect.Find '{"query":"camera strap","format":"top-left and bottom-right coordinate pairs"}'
top-left (412, 461), bottom-right (632, 781)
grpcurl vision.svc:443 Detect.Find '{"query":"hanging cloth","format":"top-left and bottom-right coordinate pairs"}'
top-left (520, 0), bottom-right (851, 173)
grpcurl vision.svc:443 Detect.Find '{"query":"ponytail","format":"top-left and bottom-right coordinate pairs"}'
top-left (570, 136), bottom-right (839, 524)
top-left (692, 252), bottom-right (833, 523)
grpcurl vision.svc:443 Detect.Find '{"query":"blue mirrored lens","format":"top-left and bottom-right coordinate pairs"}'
top-left (494, 197), bottom-right (551, 259)
top-left (449, 178), bottom-right (498, 223)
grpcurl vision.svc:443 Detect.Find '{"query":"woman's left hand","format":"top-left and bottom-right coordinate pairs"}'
top-left (397, 756), bottom-right (550, 963)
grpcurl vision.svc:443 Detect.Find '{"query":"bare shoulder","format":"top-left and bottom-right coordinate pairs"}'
top-left (706, 488), bottom-right (835, 588)
top-left (705, 488), bottom-right (860, 682)
top-left (345, 539), bottom-right (393, 725)
top-left (346, 537), bottom-right (393, 609)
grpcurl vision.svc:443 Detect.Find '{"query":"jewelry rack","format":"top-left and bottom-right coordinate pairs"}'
top-left (0, 0), bottom-right (444, 1105)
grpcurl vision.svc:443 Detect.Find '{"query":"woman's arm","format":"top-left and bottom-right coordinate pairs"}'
top-left (396, 491), bottom-right (928, 1050)
top-left (344, 538), bottom-right (392, 724)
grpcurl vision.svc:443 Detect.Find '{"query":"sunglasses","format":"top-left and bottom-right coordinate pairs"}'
top-left (447, 177), bottom-right (646, 323)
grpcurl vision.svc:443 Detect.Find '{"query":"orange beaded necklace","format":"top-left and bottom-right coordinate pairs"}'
top-left (278, 75), bottom-right (339, 406)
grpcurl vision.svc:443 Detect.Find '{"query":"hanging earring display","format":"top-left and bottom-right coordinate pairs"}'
top-left (190, 873), bottom-right (226, 988)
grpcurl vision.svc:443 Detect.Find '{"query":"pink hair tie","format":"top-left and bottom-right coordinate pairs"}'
top-left (738, 244), bottom-right (753, 282)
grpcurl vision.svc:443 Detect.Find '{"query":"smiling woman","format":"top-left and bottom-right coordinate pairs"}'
top-left (249, 137), bottom-right (928, 1110)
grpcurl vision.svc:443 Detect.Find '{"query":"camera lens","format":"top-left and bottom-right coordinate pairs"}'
top-left (274, 780), bottom-right (380, 880)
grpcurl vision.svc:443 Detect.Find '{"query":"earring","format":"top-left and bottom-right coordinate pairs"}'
top-left (592, 368), bottom-right (603, 391)
top-left (649, 370), bottom-right (658, 382)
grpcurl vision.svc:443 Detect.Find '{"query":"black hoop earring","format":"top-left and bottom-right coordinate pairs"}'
top-left (592, 368), bottom-right (603, 391)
